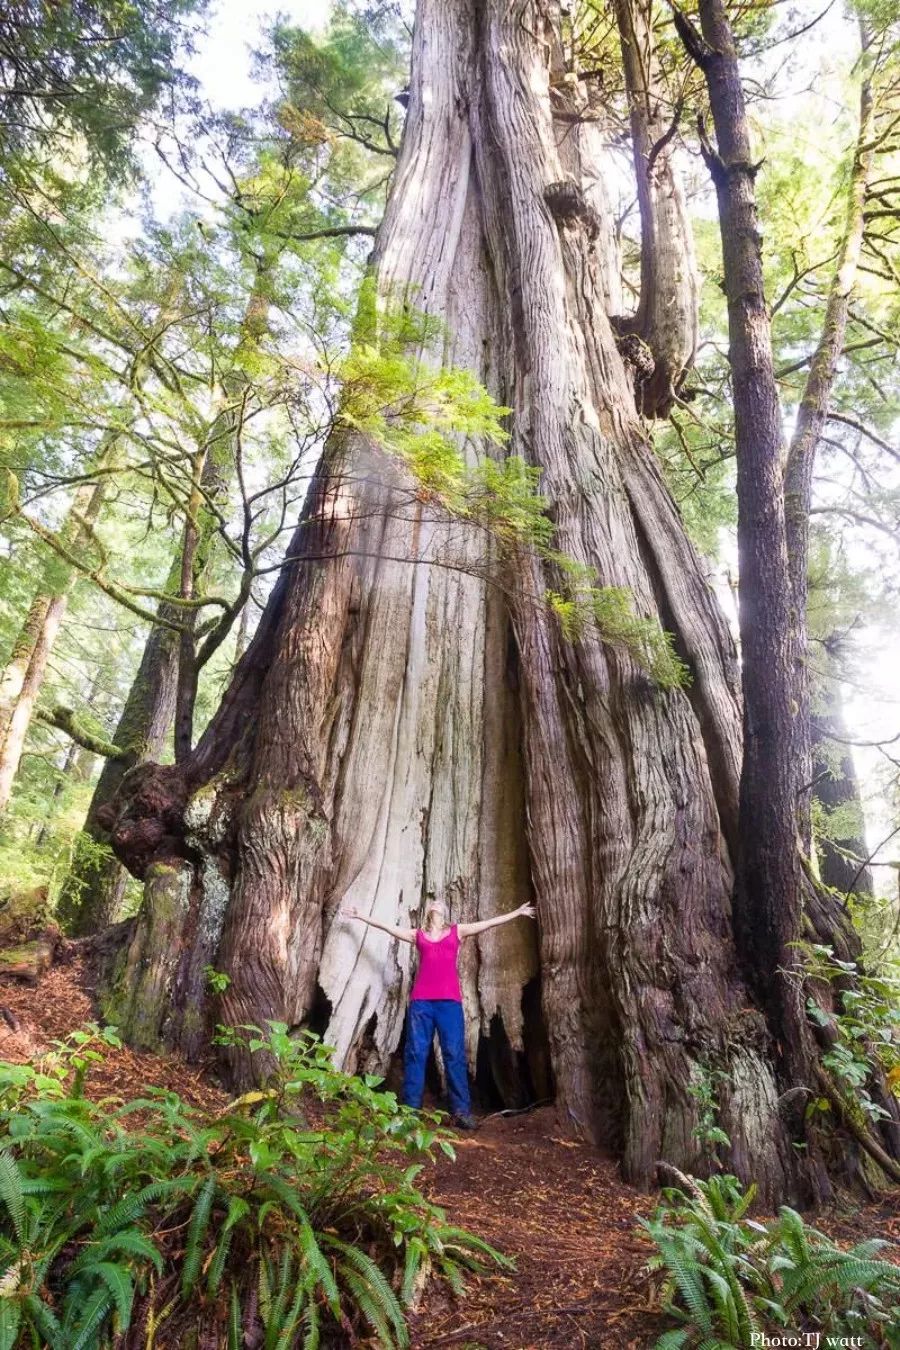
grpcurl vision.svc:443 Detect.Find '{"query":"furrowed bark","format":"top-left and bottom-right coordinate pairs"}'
top-left (102, 0), bottom-right (543, 1095)
top-left (470, 0), bottom-right (794, 1197)
top-left (612, 0), bottom-right (699, 416)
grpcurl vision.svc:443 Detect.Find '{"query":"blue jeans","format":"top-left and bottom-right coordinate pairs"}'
top-left (402, 999), bottom-right (471, 1116)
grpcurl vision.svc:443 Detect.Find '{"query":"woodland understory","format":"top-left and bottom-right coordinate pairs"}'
top-left (2, 0), bottom-right (900, 1224)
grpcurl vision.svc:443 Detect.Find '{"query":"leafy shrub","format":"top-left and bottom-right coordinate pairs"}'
top-left (0, 1022), bottom-right (510, 1348)
top-left (801, 941), bottom-right (900, 1124)
top-left (644, 1170), bottom-right (900, 1349)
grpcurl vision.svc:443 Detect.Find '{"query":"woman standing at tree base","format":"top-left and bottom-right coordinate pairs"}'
top-left (343, 897), bottom-right (536, 1128)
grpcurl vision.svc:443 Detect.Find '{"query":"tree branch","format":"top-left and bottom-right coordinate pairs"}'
top-left (35, 706), bottom-right (128, 761)
top-left (670, 4), bottom-right (713, 69)
top-left (826, 410), bottom-right (900, 462)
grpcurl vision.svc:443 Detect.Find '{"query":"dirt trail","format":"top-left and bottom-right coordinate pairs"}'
top-left (408, 1106), bottom-right (663, 1348)
top-left (1, 958), bottom-right (897, 1350)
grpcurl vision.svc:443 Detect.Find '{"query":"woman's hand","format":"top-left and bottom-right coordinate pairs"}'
top-left (342, 905), bottom-right (361, 920)
top-left (458, 902), bottom-right (537, 939)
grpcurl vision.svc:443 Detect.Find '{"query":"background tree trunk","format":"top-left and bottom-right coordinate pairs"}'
top-left (812, 680), bottom-right (874, 898)
top-left (680, 0), bottom-right (898, 1200)
top-left (784, 22), bottom-right (875, 851)
top-left (56, 560), bottom-right (183, 934)
top-left (612, 0), bottom-right (700, 416)
top-left (60, 274), bottom-right (270, 934)
top-left (0, 459), bottom-right (112, 815)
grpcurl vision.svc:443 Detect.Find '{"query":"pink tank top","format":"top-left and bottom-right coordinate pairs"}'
top-left (410, 925), bottom-right (462, 1002)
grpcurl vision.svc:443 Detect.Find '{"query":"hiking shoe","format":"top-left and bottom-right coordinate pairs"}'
top-left (452, 1113), bottom-right (478, 1131)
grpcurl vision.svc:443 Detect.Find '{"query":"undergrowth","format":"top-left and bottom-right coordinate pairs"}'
top-left (801, 941), bottom-right (900, 1127)
top-left (644, 1170), bottom-right (900, 1349)
top-left (0, 1022), bottom-right (510, 1348)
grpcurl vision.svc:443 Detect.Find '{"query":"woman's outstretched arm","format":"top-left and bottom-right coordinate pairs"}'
top-left (457, 902), bottom-right (536, 939)
top-left (341, 905), bottom-right (417, 945)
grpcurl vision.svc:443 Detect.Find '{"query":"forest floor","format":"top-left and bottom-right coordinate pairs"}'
top-left (1, 956), bottom-right (899, 1350)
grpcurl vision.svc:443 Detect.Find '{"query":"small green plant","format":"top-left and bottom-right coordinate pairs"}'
top-left (0, 1021), bottom-right (511, 1348)
top-left (686, 1063), bottom-right (732, 1156)
top-left (644, 1170), bottom-right (900, 1349)
top-left (203, 963), bottom-right (231, 994)
top-left (800, 942), bottom-right (900, 1124)
top-left (53, 830), bottom-right (118, 932)
top-left (547, 571), bottom-right (690, 689)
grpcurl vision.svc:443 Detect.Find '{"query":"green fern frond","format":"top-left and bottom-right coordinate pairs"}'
top-left (702, 1267), bottom-right (737, 1340)
top-left (0, 1297), bottom-right (21, 1350)
top-left (340, 1266), bottom-right (402, 1349)
top-left (273, 1275), bottom-right (308, 1350)
top-left (66, 1283), bottom-right (114, 1350)
top-left (227, 1281), bottom-right (243, 1350)
top-left (181, 1174), bottom-right (217, 1295)
top-left (300, 1295), bottom-right (321, 1350)
top-left (296, 1216), bottom-right (340, 1318)
top-left (653, 1331), bottom-right (691, 1349)
top-left (17, 1176), bottom-right (69, 1196)
top-left (22, 1293), bottom-right (63, 1349)
top-left (264, 1244), bottom-right (294, 1338)
top-left (97, 1176), bottom-right (194, 1235)
top-left (70, 1229), bottom-right (163, 1276)
top-left (327, 1237), bottom-right (407, 1347)
top-left (207, 1195), bottom-right (251, 1295)
top-left (87, 1260), bottom-right (135, 1331)
top-left (0, 1151), bottom-right (25, 1241)
top-left (438, 1256), bottom-right (466, 1298)
top-left (435, 1224), bottom-right (513, 1269)
top-left (401, 1237), bottom-right (427, 1306)
top-left (258, 1251), bottom-right (273, 1324)
top-left (654, 1240), bottom-right (716, 1335)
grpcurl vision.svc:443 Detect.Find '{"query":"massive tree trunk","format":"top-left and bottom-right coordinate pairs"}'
top-left (98, 0), bottom-right (896, 1205)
